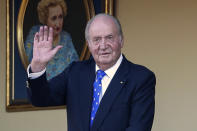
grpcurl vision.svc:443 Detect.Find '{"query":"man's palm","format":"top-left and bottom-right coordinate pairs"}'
top-left (31, 26), bottom-right (62, 72)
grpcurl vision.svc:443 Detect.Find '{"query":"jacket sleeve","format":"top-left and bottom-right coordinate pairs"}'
top-left (26, 63), bottom-right (72, 107)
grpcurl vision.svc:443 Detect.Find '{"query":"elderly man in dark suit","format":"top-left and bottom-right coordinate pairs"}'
top-left (27, 13), bottom-right (156, 131)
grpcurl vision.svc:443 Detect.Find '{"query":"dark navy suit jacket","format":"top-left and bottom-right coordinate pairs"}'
top-left (27, 55), bottom-right (156, 131)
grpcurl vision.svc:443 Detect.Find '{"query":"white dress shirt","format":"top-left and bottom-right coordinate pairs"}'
top-left (27, 65), bottom-right (46, 79)
top-left (95, 54), bottom-right (123, 102)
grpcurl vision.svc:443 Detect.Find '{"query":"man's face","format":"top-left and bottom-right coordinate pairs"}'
top-left (88, 16), bottom-right (123, 69)
top-left (47, 5), bottom-right (63, 38)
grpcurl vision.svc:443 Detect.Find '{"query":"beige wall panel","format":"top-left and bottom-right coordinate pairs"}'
top-left (116, 0), bottom-right (197, 131)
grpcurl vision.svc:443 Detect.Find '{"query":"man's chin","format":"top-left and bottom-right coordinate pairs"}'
top-left (98, 59), bottom-right (112, 65)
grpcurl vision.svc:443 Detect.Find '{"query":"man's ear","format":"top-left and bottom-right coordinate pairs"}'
top-left (86, 39), bottom-right (90, 46)
top-left (86, 41), bottom-right (92, 52)
top-left (120, 36), bottom-right (124, 48)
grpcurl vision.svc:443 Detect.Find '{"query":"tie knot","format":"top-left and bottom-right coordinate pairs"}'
top-left (96, 70), bottom-right (106, 80)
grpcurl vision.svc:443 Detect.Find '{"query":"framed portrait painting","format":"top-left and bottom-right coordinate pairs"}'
top-left (6, 0), bottom-right (115, 111)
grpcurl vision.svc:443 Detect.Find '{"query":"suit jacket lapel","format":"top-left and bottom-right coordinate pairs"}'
top-left (91, 56), bottom-right (130, 131)
top-left (79, 59), bottom-right (96, 131)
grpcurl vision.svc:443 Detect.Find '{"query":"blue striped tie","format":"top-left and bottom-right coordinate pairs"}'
top-left (90, 70), bottom-right (106, 126)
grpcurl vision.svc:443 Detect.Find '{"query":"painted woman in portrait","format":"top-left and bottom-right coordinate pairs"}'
top-left (25, 0), bottom-right (79, 80)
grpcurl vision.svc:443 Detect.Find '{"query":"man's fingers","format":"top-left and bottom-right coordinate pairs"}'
top-left (48, 27), bottom-right (53, 43)
top-left (51, 45), bottom-right (63, 57)
top-left (39, 26), bottom-right (44, 41)
top-left (34, 32), bottom-right (39, 47)
top-left (44, 26), bottom-right (48, 41)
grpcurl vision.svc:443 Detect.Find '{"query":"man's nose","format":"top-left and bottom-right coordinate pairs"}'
top-left (99, 38), bottom-right (107, 49)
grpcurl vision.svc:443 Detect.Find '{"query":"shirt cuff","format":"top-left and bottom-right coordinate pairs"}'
top-left (27, 64), bottom-right (46, 79)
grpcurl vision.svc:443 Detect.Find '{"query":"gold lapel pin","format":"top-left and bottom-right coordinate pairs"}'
top-left (120, 81), bottom-right (124, 84)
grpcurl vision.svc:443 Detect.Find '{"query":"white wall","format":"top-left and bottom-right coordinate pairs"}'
top-left (1, 0), bottom-right (197, 131)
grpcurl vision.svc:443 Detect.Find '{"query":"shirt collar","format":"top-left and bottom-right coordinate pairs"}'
top-left (95, 54), bottom-right (123, 78)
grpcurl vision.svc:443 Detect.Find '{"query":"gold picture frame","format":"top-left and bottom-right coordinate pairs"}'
top-left (6, 0), bottom-right (115, 112)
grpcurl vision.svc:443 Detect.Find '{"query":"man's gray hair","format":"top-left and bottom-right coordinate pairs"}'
top-left (85, 13), bottom-right (123, 42)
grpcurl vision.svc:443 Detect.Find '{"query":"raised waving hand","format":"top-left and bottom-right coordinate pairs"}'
top-left (30, 26), bottom-right (62, 72)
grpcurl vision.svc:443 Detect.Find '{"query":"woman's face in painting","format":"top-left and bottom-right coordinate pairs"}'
top-left (47, 5), bottom-right (63, 38)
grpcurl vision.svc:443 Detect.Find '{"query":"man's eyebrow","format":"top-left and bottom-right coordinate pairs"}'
top-left (92, 36), bottom-right (101, 39)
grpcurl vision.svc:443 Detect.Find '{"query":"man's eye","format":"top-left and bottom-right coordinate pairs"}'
top-left (93, 38), bottom-right (101, 42)
top-left (106, 35), bottom-right (113, 41)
